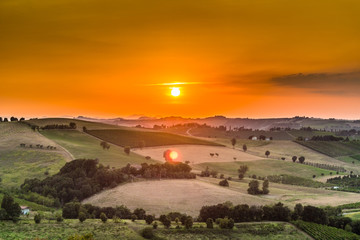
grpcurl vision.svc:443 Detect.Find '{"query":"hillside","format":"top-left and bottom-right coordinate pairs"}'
top-left (86, 129), bottom-right (222, 148)
top-left (0, 122), bottom-right (68, 187)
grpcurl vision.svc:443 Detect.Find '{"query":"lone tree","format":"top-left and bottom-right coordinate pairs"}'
top-left (100, 212), bottom-right (108, 223)
top-left (298, 156), bottom-right (305, 164)
top-left (292, 156), bottom-right (297, 163)
top-left (231, 138), bottom-right (236, 148)
top-left (262, 179), bottom-right (270, 194)
top-left (265, 150), bottom-right (270, 158)
top-left (0, 194), bottom-right (21, 221)
top-left (238, 165), bottom-right (249, 180)
top-left (243, 144), bottom-right (247, 152)
top-left (219, 179), bottom-right (229, 187)
top-left (100, 141), bottom-right (110, 150)
top-left (247, 180), bottom-right (261, 195)
top-left (124, 146), bottom-right (131, 155)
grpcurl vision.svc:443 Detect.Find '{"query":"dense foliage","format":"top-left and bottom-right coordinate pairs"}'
top-left (21, 159), bottom-right (195, 205)
top-left (0, 194), bottom-right (21, 221)
top-left (327, 175), bottom-right (360, 192)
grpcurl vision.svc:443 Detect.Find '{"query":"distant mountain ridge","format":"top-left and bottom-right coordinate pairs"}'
top-left (77, 116), bottom-right (360, 131)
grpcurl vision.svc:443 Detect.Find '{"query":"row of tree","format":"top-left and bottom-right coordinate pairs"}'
top-left (40, 122), bottom-right (77, 130)
top-left (0, 117), bottom-right (25, 122)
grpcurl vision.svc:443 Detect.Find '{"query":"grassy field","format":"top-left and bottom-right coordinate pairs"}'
top-left (40, 130), bottom-right (158, 168)
top-left (193, 159), bottom-right (335, 179)
top-left (133, 145), bottom-right (262, 164)
top-left (0, 122), bottom-right (68, 188)
top-left (344, 211), bottom-right (360, 220)
top-left (295, 141), bottom-right (360, 157)
top-left (86, 129), bottom-right (223, 148)
top-left (27, 118), bottom-right (123, 130)
top-left (83, 177), bottom-right (360, 216)
top-left (0, 219), bottom-right (310, 240)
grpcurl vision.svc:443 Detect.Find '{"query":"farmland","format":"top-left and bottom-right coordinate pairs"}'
top-left (295, 140), bottom-right (360, 158)
top-left (133, 145), bottom-right (262, 164)
top-left (0, 219), bottom-right (310, 240)
top-left (292, 220), bottom-right (360, 240)
top-left (40, 129), bottom-right (157, 168)
top-left (86, 129), bottom-right (223, 148)
top-left (0, 122), bottom-right (68, 187)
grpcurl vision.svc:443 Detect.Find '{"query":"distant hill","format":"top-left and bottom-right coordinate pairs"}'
top-left (77, 115), bottom-right (360, 131)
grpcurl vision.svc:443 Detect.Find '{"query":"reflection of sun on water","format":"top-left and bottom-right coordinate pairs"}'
top-left (171, 87), bottom-right (181, 97)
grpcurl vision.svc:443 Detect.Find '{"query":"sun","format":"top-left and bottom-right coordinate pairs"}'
top-left (169, 151), bottom-right (178, 160)
top-left (171, 87), bottom-right (181, 97)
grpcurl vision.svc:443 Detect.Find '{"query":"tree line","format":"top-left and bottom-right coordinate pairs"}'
top-left (0, 117), bottom-right (25, 122)
top-left (21, 159), bottom-right (195, 205)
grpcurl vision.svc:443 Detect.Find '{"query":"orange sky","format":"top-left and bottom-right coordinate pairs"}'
top-left (1, 0), bottom-right (360, 119)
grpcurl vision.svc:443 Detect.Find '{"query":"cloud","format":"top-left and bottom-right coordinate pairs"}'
top-left (269, 71), bottom-right (360, 95)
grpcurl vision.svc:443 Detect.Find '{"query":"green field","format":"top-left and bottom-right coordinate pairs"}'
top-left (87, 129), bottom-right (223, 148)
top-left (295, 141), bottom-right (360, 157)
top-left (193, 159), bottom-right (335, 180)
top-left (292, 220), bottom-right (360, 240)
top-left (0, 219), bottom-right (310, 240)
top-left (40, 130), bottom-right (158, 168)
top-left (0, 149), bottom-right (66, 188)
top-left (344, 212), bottom-right (360, 220)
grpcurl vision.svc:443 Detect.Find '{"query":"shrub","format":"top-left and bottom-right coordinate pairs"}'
top-left (153, 221), bottom-right (158, 229)
top-left (145, 215), bottom-right (154, 224)
top-left (79, 212), bottom-right (87, 222)
top-left (34, 213), bottom-right (41, 224)
top-left (142, 227), bottom-right (154, 239)
top-left (206, 218), bottom-right (214, 228)
top-left (100, 212), bottom-right (108, 223)
top-left (185, 216), bottom-right (193, 229)
top-left (219, 179), bottom-right (229, 187)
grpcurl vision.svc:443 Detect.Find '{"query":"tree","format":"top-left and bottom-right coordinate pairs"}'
top-left (184, 216), bottom-right (193, 229)
top-left (243, 144), bottom-right (247, 152)
top-left (145, 215), bottom-right (154, 224)
top-left (34, 213), bottom-right (42, 224)
top-left (247, 180), bottom-right (261, 195)
top-left (134, 208), bottom-right (146, 220)
top-left (162, 216), bottom-right (171, 228)
top-left (82, 126), bottom-right (87, 132)
top-left (0, 194), bottom-right (21, 220)
top-left (206, 218), bottom-right (214, 228)
top-left (265, 150), bottom-right (270, 158)
top-left (78, 211), bottom-right (87, 222)
top-left (292, 156), bottom-right (297, 162)
top-left (4, 118), bottom-right (8, 122)
top-left (69, 122), bottom-right (77, 129)
top-left (124, 146), bottom-right (131, 155)
top-left (298, 156), bottom-right (305, 164)
top-left (219, 179), bottom-right (229, 187)
top-left (238, 165), bottom-right (249, 180)
top-left (262, 179), bottom-right (269, 194)
top-left (100, 212), bottom-right (108, 223)
top-left (142, 227), bottom-right (154, 239)
top-left (231, 138), bottom-right (236, 148)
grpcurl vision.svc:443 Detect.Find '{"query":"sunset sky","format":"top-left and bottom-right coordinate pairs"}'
top-left (1, 0), bottom-right (360, 119)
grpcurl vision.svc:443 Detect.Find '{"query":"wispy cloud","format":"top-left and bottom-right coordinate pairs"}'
top-left (269, 71), bottom-right (360, 95)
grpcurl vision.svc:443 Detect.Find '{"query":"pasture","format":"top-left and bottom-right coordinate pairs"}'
top-left (132, 145), bottom-right (262, 164)
top-left (86, 129), bottom-right (222, 148)
top-left (295, 140), bottom-right (360, 158)
top-left (0, 122), bottom-right (68, 187)
top-left (83, 177), bottom-right (360, 217)
top-left (40, 130), bottom-right (158, 168)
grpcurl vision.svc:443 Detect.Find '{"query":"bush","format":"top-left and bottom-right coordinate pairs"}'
top-left (153, 221), bottom-right (158, 229)
top-left (100, 212), bottom-right (108, 223)
top-left (206, 218), bottom-right (214, 228)
top-left (145, 215), bottom-right (154, 224)
top-left (184, 216), bottom-right (193, 229)
top-left (142, 227), bottom-right (154, 239)
top-left (79, 212), bottom-right (87, 222)
top-left (219, 179), bottom-right (229, 187)
top-left (56, 214), bottom-right (64, 222)
top-left (34, 213), bottom-right (42, 224)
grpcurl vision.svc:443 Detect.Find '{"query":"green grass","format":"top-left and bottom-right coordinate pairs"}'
top-left (0, 149), bottom-right (66, 188)
top-left (0, 219), bottom-right (143, 240)
top-left (0, 192), bottom-right (54, 212)
top-left (193, 159), bottom-right (335, 180)
top-left (292, 220), bottom-right (360, 240)
top-left (344, 212), bottom-right (360, 220)
top-left (351, 155), bottom-right (360, 161)
top-left (40, 130), bottom-right (158, 168)
top-left (295, 141), bottom-right (360, 157)
top-left (0, 219), bottom-right (309, 240)
top-left (86, 129), bottom-right (223, 148)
